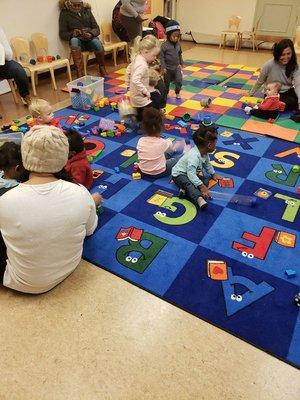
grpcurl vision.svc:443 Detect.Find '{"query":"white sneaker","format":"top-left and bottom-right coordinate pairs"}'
top-left (244, 106), bottom-right (252, 115)
top-left (198, 197), bottom-right (208, 210)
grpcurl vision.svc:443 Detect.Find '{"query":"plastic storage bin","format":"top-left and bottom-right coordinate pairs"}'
top-left (67, 75), bottom-right (104, 110)
top-left (0, 132), bottom-right (23, 146)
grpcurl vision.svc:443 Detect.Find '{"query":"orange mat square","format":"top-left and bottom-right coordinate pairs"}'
top-left (242, 119), bottom-right (298, 142)
top-left (200, 88), bottom-right (224, 97)
top-left (169, 106), bottom-right (197, 118)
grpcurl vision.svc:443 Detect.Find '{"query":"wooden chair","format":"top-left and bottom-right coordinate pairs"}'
top-left (0, 79), bottom-right (19, 104)
top-left (68, 50), bottom-right (94, 76)
top-left (219, 16), bottom-right (242, 51)
top-left (294, 26), bottom-right (300, 55)
top-left (101, 22), bottom-right (129, 66)
top-left (10, 35), bottom-right (72, 96)
top-left (239, 17), bottom-right (261, 51)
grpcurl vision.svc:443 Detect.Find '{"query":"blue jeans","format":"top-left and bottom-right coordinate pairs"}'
top-left (69, 37), bottom-right (104, 52)
top-left (0, 60), bottom-right (29, 98)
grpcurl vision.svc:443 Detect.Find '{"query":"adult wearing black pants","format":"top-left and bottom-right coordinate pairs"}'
top-left (249, 39), bottom-right (300, 111)
top-left (120, 0), bottom-right (147, 44)
top-left (0, 27), bottom-right (31, 104)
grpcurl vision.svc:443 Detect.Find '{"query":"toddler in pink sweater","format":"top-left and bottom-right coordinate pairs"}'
top-left (126, 35), bottom-right (160, 122)
top-left (137, 107), bottom-right (183, 178)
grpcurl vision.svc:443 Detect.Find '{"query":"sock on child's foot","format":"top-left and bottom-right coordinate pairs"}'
top-left (176, 93), bottom-right (181, 99)
top-left (244, 106), bottom-right (252, 115)
top-left (198, 197), bottom-right (208, 210)
top-left (178, 188), bottom-right (186, 198)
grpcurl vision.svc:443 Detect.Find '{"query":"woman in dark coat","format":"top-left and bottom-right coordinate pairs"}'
top-left (59, 0), bottom-right (107, 77)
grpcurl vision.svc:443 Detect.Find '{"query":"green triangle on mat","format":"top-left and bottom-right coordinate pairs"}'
top-left (275, 118), bottom-right (300, 130)
top-left (216, 115), bottom-right (246, 129)
top-left (294, 132), bottom-right (300, 144)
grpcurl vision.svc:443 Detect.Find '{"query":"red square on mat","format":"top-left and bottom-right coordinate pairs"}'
top-left (169, 106), bottom-right (197, 118)
top-left (207, 104), bottom-right (229, 114)
top-left (232, 101), bottom-right (244, 109)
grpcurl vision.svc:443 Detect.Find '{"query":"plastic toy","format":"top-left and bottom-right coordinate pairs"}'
top-left (182, 113), bottom-right (191, 122)
top-left (292, 165), bottom-right (300, 173)
top-left (114, 167), bottom-right (120, 173)
top-left (202, 116), bottom-right (212, 126)
top-left (118, 98), bottom-right (134, 119)
top-left (285, 269), bottom-right (296, 278)
top-left (56, 55), bottom-right (61, 60)
top-left (209, 191), bottom-right (256, 207)
top-left (30, 59), bottom-right (36, 65)
top-left (200, 97), bottom-right (212, 107)
top-left (294, 293), bottom-right (300, 307)
top-left (165, 114), bottom-right (175, 121)
top-left (132, 172), bottom-right (141, 180)
top-left (178, 120), bottom-right (188, 128)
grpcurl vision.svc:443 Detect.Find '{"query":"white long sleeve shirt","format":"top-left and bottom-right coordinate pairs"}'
top-left (0, 27), bottom-right (13, 62)
top-left (0, 180), bottom-right (98, 294)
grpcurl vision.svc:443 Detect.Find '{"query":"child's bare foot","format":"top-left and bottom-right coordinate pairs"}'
top-left (92, 192), bottom-right (103, 206)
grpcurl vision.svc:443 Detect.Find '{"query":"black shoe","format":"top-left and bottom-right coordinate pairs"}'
top-left (178, 188), bottom-right (186, 198)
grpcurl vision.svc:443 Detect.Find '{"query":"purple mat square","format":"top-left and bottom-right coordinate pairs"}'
top-left (191, 94), bottom-right (214, 101)
top-left (223, 68), bottom-right (239, 73)
top-left (226, 108), bottom-right (248, 118)
top-left (167, 97), bottom-right (185, 105)
top-left (221, 92), bottom-right (242, 100)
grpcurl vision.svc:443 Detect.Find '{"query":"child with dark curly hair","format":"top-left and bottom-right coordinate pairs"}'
top-left (172, 123), bottom-right (222, 210)
top-left (136, 107), bottom-right (182, 178)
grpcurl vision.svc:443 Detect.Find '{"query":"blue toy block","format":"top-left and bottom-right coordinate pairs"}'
top-left (285, 269), bottom-right (296, 278)
top-left (114, 167), bottom-right (120, 173)
top-left (178, 120), bottom-right (188, 128)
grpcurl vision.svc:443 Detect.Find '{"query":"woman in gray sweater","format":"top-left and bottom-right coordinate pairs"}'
top-left (120, 0), bottom-right (147, 44)
top-left (249, 39), bottom-right (300, 111)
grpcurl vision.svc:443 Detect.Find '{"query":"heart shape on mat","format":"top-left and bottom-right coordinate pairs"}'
top-left (213, 266), bottom-right (224, 275)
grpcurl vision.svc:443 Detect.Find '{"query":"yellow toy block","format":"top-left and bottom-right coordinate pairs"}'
top-left (165, 114), bottom-right (175, 121)
top-left (132, 172), bottom-right (141, 180)
top-left (11, 125), bottom-right (20, 132)
top-left (100, 131), bottom-right (107, 137)
top-left (121, 149), bottom-right (136, 157)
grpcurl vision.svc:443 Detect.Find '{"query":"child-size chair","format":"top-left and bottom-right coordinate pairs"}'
top-left (294, 26), bottom-right (300, 55)
top-left (0, 79), bottom-right (19, 104)
top-left (219, 16), bottom-right (242, 51)
top-left (10, 35), bottom-right (72, 96)
top-left (101, 22), bottom-right (129, 66)
top-left (239, 16), bottom-right (261, 51)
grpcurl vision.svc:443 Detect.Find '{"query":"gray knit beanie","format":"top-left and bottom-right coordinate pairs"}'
top-left (21, 125), bottom-right (69, 173)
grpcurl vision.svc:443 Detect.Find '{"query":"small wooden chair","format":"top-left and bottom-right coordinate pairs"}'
top-left (68, 50), bottom-right (94, 76)
top-left (101, 22), bottom-right (129, 66)
top-left (0, 79), bottom-right (19, 104)
top-left (294, 26), bottom-right (300, 55)
top-left (239, 17), bottom-right (261, 51)
top-left (219, 16), bottom-right (242, 51)
top-left (10, 35), bottom-right (72, 96)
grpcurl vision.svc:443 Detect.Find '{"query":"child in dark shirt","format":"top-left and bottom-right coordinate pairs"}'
top-left (149, 68), bottom-right (163, 110)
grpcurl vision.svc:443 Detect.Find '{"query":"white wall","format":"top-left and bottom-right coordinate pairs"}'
top-left (0, 0), bottom-right (120, 59)
top-left (177, 0), bottom-right (257, 36)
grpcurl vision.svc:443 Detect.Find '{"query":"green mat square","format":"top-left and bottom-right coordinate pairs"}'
top-left (211, 85), bottom-right (226, 92)
top-left (182, 84), bottom-right (202, 93)
top-left (184, 59), bottom-right (200, 64)
top-left (294, 132), bottom-right (300, 144)
top-left (216, 115), bottom-right (246, 129)
top-left (183, 76), bottom-right (196, 82)
top-left (229, 78), bottom-right (247, 84)
top-left (210, 74), bottom-right (227, 82)
top-left (276, 118), bottom-right (300, 130)
top-left (242, 84), bottom-right (253, 90)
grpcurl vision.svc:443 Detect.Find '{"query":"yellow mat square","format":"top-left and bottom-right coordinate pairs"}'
top-left (180, 100), bottom-right (203, 110)
top-left (205, 65), bottom-right (223, 71)
top-left (226, 64), bottom-right (245, 69)
top-left (115, 68), bottom-right (127, 74)
top-left (241, 66), bottom-right (259, 72)
top-left (165, 104), bottom-right (178, 114)
top-left (212, 98), bottom-right (238, 107)
top-left (147, 194), bottom-right (167, 206)
top-left (184, 66), bottom-right (201, 72)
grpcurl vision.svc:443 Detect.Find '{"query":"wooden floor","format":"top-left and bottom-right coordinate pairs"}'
top-left (0, 43), bottom-right (299, 400)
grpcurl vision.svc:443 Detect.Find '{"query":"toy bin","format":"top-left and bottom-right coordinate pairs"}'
top-left (0, 132), bottom-right (23, 146)
top-left (67, 75), bottom-right (104, 110)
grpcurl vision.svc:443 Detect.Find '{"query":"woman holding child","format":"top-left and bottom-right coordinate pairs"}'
top-left (250, 39), bottom-right (300, 111)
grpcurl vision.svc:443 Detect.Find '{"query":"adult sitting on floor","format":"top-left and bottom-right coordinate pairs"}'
top-left (0, 26), bottom-right (31, 105)
top-left (0, 125), bottom-right (98, 294)
top-left (59, 0), bottom-right (107, 77)
top-left (249, 39), bottom-right (300, 111)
